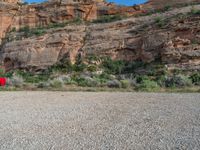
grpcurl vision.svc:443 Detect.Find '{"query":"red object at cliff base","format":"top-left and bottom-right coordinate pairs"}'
top-left (0, 78), bottom-right (6, 86)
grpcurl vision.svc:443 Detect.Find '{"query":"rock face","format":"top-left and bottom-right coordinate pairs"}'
top-left (0, 3), bottom-right (19, 43)
top-left (1, 25), bottom-right (86, 71)
top-left (2, 0), bottom-right (199, 43)
top-left (0, 1), bottom-right (98, 43)
top-left (0, 0), bottom-right (142, 44)
top-left (144, 0), bottom-right (200, 10)
top-left (1, 4), bottom-right (200, 71)
top-left (0, 0), bottom-right (20, 4)
top-left (0, 1), bottom-right (200, 72)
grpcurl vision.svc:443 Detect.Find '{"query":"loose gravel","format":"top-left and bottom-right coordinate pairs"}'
top-left (0, 92), bottom-right (200, 150)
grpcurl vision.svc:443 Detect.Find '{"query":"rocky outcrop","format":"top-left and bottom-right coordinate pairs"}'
top-left (0, 1), bottom-right (98, 41)
top-left (0, 0), bottom-right (143, 44)
top-left (144, 0), bottom-right (200, 10)
top-left (1, 0), bottom-right (200, 44)
top-left (1, 4), bottom-right (200, 71)
top-left (0, 1), bottom-right (200, 72)
top-left (0, 0), bottom-right (20, 4)
top-left (0, 3), bottom-right (19, 43)
top-left (1, 25), bottom-right (86, 71)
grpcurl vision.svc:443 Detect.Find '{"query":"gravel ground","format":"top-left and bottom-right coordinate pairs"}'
top-left (0, 92), bottom-right (200, 150)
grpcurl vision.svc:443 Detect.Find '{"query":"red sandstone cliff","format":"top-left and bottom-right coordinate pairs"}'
top-left (0, 0), bottom-right (144, 43)
top-left (0, 0), bottom-right (200, 72)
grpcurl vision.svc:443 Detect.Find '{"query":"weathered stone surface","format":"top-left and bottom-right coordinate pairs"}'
top-left (144, 0), bottom-right (200, 10)
top-left (1, 0), bottom-right (200, 44)
top-left (0, 0), bottom-right (142, 44)
top-left (0, 3), bottom-right (19, 43)
top-left (0, 1), bottom-right (200, 71)
top-left (1, 25), bottom-right (86, 71)
top-left (0, 0), bottom-right (20, 4)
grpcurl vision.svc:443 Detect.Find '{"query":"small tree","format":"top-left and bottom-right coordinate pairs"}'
top-left (0, 66), bottom-right (5, 76)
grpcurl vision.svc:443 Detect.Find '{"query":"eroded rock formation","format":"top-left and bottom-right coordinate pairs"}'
top-left (1, 4), bottom-right (200, 71)
top-left (0, 0), bottom-right (143, 43)
top-left (0, 0), bottom-right (200, 71)
top-left (144, 0), bottom-right (200, 10)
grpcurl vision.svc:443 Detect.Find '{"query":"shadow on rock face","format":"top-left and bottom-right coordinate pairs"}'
top-left (4, 57), bottom-right (14, 72)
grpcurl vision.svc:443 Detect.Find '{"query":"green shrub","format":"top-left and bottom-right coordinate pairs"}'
top-left (2, 71), bottom-right (13, 78)
top-left (10, 27), bottom-right (16, 32)
top-left (87, 65), bottom-right (98, 72)
top-left (190, 8), bottom-right (200, 15)
top-left (37, 82), bottom-right (49, 88)
top-left (49, 60), bottom-right (73, 73)
top-left (98, 73), bottom-right (111, 80)
top-left (49, 57), bottom-right (86, 73)
top-left (71, 17), bottom-right (83, 25)
top-left (107, 80), bottom-right (121, 88)
top-left (93, 73), bottom-right (111, 85)
top-left (86, 55), bottom-right (99, 63)
top-left (122, 61), bottom-right (147, 74)
top-left (137, 79), bottom-right (160, 92)
top-left (165, 75), bottom-right (192, 88)
top-left (93, 15), bottom-right (123, 23)
top-left (64, 79), bottom-right (77, 85)
top-left (154, 17), bottom-right (167, 28)
top-left (18, 26), bottom-right (47, 38)
top-left (73, 54), bottom-right (87, 72)
top-left (50, 80), bottom-right (63, 88)
top-left (72, 77), bottom-right (98, 87)
top-left (19, 26), bottom-right (30, 32)
top-left (31, 29), bottom-right (46, 36)
top-left (163, 5), bottom-right (171, 11)
top-left (102, 58), bottom-right (125, 74)
top-left (136, 75), bottom-right (149, 84)
top-left (155, 75), bottom-right (167, 87)
top-left (48, 22), bottom-right (66, 29)
top-left (15, 70), bottom-right (49, 83)
top-left (25, 74), bottom-right (49, 83)
top-left (155, 17), bottom-right (162, 23)
top-left (120, 80), bottom-right (130, 88)
top-left (0, 68), bottom-right (4, 75)
top-left (73, 63), bottom-right (87, 72)
top-left (9, 75), bottom-right (24, 88)
top-left (190, 73), bottom-right (200, 85)
top-left (17, 18), bottom-right (83, 39)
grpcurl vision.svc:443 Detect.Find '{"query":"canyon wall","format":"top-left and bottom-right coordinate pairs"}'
top-left (0, 0), bottom-right (143, 43)
top-left (0, 0), bottom-right (99, 43)
top-left (0, 0), bottom-right (200, 72)
top-left (1, 4), bottom-right (200, 71)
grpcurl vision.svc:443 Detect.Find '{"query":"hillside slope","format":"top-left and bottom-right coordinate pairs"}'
top-left (144, 0), bottom-right (200, 9)
top-left (1, 4), bottom-right (200, 72)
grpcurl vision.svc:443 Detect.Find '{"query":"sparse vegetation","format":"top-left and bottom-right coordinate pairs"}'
top-left (101, 58), bottom-right (125, 74)
top-left (0, 68), bottom-right (4, 75)
top-left (190, 73), bottom-right (200, 85)
top-left (1, 2), bottom-right (200, 92)
top-left (13, 70), bottom-right (50, 84)
top-left (10, 18), bottom-right (83, 39)
top-left (92, 15), bottom-right (124, 23)
top-left (136, 2), bottom-right (200, 17)
top-left (154, 17), bottom-right (167, 28)
top-left (190, 7), bottom-right (200, 15)
top-left (1, 56), bottom-right (199, 92)
top-left (50, 80), bottom-right (63, 88)
top-left (136, 78), bottom-right (160, 92)
top-left (120, 80), bottom-right (130, 89)
top-left (18, 26), bottom-right (47, 38)
top-left (165, 75), bottom-right (192, 88)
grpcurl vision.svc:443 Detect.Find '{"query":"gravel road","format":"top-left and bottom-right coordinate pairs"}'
top-left (0, 92), bottom-right (200, 150)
